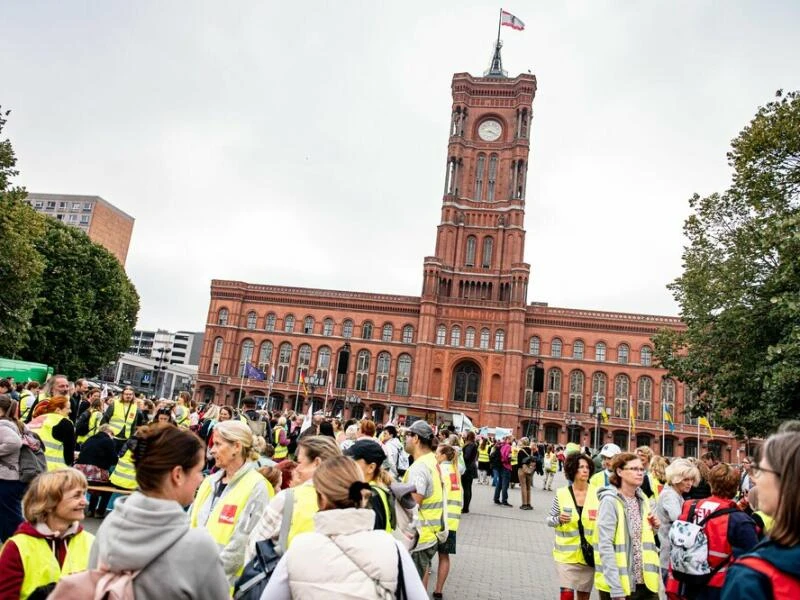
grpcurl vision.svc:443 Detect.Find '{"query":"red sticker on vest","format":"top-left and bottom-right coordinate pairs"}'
top-left (449, 471), bottom-right (461, 491)
top-left (218, 504), bottom-right (238, 525)
top-left (588, 509), bottom-right (597, 521)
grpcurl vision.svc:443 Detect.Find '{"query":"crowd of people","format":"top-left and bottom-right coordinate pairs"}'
top-left (0, 374), bottom-right (798, 599)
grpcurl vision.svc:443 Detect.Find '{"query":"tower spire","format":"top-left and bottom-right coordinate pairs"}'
top-left (484, 9), bottom-right (507, 77)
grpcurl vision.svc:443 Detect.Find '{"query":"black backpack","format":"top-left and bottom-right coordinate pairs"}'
top-left (75, 410), bottom-right (92, 436)
top-left (489, 445), bottom-right (502, 469)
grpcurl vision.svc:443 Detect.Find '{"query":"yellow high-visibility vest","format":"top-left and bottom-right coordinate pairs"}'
top-left (273, 428), bottom-right (288, 459)
top-left (370, 483), bottom-right (394, 533)
top-left (478, 445), bottom-right (490, 462)
top-left (589, 470), bottom-right (611, 489)
top-left (77, 410), bottom-right (102, 445)
top-left (553, 486), bottom-right (587, 564)
top-left (594, 494), bottom-right (660, 596)
top-left (9, 530), bottom-right (94, 600)
top-left (403, 452), bottom-right (444, 547)
top-left (286, 482), bottom-right (319, 549)
top-left (175, 406), bottom-right (190, 429)
top-left (37, 413), bottom-right (68, 471)
top-left (582, 485), bottom-right (601, 542)
top-left (108, 399), bottom-right (137, 439)
top-left (441, 462), bottom-right (462, 533)
top-left (109, 449), bottom-right (137, 490)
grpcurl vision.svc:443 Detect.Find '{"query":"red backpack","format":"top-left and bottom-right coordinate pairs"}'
top-left (735, 556), bottom-right (800, 597)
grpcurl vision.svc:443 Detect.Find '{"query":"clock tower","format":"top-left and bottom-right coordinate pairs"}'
top-left (413, 49), bottom-right (537, 424)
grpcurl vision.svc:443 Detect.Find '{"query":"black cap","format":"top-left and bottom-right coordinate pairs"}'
top-left (344, 439), bottom-right (387, 466)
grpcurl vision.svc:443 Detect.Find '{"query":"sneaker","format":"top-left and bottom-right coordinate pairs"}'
top-left (501, 502), bottom-right (513, 507)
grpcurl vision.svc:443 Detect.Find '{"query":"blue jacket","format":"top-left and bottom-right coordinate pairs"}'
top-left (721, 539), bottom-right (800, 600)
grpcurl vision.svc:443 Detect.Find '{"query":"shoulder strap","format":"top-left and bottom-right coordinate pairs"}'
top-left (567, 486), bottom-right (589, 542)
top-left (698, 506), bottom-right (739, 526)
top-left (277, 489), bottom-right (294, 553)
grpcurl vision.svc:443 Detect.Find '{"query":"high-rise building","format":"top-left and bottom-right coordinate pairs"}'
top-left (194, 46), bottom-right (742, 461)
top-left (128, 329), bottom-right (203, 366)
top-left (25, 193), bottom-right (134, 265)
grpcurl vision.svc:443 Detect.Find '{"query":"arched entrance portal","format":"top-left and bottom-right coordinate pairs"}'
top-left (452, 360), bottom-right (481, 404)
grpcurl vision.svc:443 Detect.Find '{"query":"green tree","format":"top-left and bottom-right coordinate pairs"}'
top-left (654, 90), bottom-right (800, 438)
top-left (0, 107), bottom-right (45, 356)
top-left (21, 218), bottom-right (140, 379)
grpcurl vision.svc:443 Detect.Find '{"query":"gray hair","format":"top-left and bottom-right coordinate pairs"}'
top-left (666, 457), bottom-right (700, 487)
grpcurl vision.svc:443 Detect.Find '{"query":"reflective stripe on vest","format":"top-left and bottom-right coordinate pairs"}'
top-left (441, 462), bottom-right (462, 532)
top-left (370, 484), bottom-right (394, 533)
top-left (77, 411), bottom-right (102, 444)
top-left (403, 452), bottom-right (444, 546)
top-left (684, 498), bottom-right (738, 587)
top-left (38, 413), bottom-right (68, 471)
top-left (273, 428), bottom-right (288, 459)
top-left (553, 486), bottom-right (584, 565)
top-left (10, 530), bottom-right (94, 600)
top-left (109, 449), bottom-right (137, 490)
top-left (108, 399), bottom-right (137, 438)
top-left (478, 446), bottom-right (490, 462)
top-left (287, 482), bottom-right (319, 549)
top-left (594, 495), bottom-right (660, 595)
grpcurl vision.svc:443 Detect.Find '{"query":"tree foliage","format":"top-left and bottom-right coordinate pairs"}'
top-left (0, 107), bottom-right (139, 377)
top-left (654, 90), bottom-right (800, 438)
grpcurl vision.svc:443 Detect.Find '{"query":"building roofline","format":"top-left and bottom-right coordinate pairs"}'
top-left (27, 192), bottom-right (135, 222)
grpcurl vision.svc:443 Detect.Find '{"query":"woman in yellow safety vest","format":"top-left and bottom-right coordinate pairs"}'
top-left (102, 387), bottom-right (140, 450)
top-left (548, 452), bottom-right (598, 600)
top-left (76, 397), bottom-right (104, 446)
top-left (174, 392), bottom-right (191, 428)
top-left (0, 468), bottom-right (94, 599)
top-left (594, 452), bottom-right (661, 600)
top-left (345, 438), bottom-right (396, 532)
top-left (477, 437), bottom-right (492, 485)
top-left (28, 396), bottom-right (75, 471)
top-left (433, 443), bottom-right (463, 600)
top-left (273, 416), bottom-right (290, 461)
top-left (190, 420), bottom-right (271, 589)
top-left (245, 435), bottom-right (341, 563)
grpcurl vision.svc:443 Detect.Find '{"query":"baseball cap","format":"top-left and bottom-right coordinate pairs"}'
top-left (600, 443), bottom-right (622, 458)
top-left (344, 439), bottom-right (387, 466)
top-left (406, 420), bottom-right (434, 440)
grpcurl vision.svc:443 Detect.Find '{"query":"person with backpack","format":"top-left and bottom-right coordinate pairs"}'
top-left (260, 455), bottom-right (428, 600)
top-left (665, 463), bottom-right (758, 600)
top-left (594, 452), bottom-right (661, 600)
top-left (64, 423), bottom-right (230, 599)
top-left (654, 458), bottom-right (700, 583)
top-left (0, 395), bottom-right (27, 542)
top-left (722, 431), bottom-right (800, 600)
top-left (101, 387), bottom-right (144, 452)
top-left (73, 425), bottom-right (120, 518)
top-left (75, 397), bottom-right (104, 448)
top-left (0, 468), bottom-right (94, 599)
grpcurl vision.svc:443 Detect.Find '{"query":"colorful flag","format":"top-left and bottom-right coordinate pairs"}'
top-left (600, 407), bottom-right (609, 423)
top-left (629, 398), bottom-right (636, 434)
top-left (501, 10), bottom-right (525, 31)
top-left (299, 371), bottom-right (308, 395)
top-left (698, 416), bottom-right (714, 438)
top-left (243, 363), bottom-right (266, 381)
top-left (663, 403), bottom-right (675, 432)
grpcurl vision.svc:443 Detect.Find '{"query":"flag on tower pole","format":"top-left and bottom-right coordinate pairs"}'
top-left (500, 9), bottom-right (525, 30)
top-left (698, 416), bottom-right (714, 438)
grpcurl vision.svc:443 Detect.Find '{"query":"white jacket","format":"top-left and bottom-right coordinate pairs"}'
top-left (262, 507), bottom-right (427, 600)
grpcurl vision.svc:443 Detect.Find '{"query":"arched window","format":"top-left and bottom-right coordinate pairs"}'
top-left (529, 336), bottom-right (541, 355)
top-left (376, 352), bottom-right (391, 393)
top-left (436, 325), bottom-right (446, 345)
top-left (343, 319), bottom-right (354, 338)
top-left (573, 340), bottom-right (584, 360)
top-left (316, 346), bottom-right (331, 383)
top-left (524, 367), bottom-right (537, 408)
top-left (257, 341), bottom-right (273, 369)
top-left (211, 337), bottom-right (223, 376)
top-left (297, 344), bottom-right (312, 382)
top-left (683, 385), bottom-right (697, 425)
top-left (551, 338), bottom-right (563, 358)
top-left (246, 311), bottom-right (257, 329)
top-left (402, 325), bottom-right (414, 344)
top-left (355, 350), bottom-right (370, 391)
top-left (614, 374), bottom-right (630, 418)
top-left (303, 316), bottom-right (314, 335)
top-left (284, 315), bottom-right (295, 333)
top-left (395, 354), bottom-right (412, 395)
top-left (474, 154), bottom-right (485, 201)
top-left (277, 342), bottom-right (292, 383)
top-left (592, 372), bottom-right (607, 404)
top-left (362, 322), bottom-right (373, 340)
top-left (482, 237), bottom-right (494, 268)
top-left (217, 308), bottom-right (229, 326)
top-left (465, 236), bottom-right (477, 266)
top-left (323, 319), bottom-right (334, 336)
top-left (450, 325), bottom-right (461, 346)
top-left (569, 370), bottom-right (584, 413)
top-left (487, 154), bottom-right (498, 201)
top-left (265, 313), bottom-right (276, 331)
top-left (546, 368), bottom-right (562, 411)
top-left (452, 362), bottom-right (480, 403)
top-left (638, 376), bottom-right (652, 420)
top-left (494, 329), bottom-right (505, 351)
top-left (595, 342), bottom-right (606, 362)
top-left (382, 324), bottom-right (393, 342)
top-left (617, 343), bottom-right (629, 364)
top-left (239, 340), bottom-right (255, 376)
top-left (640, 345), bottom-right (652, 367)
top-left (464, 327), bottom-right (476, 348)
top-left (479, 328), bottom-right (490, 349)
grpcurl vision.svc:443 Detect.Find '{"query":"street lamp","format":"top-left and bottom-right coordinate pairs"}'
top-left (307, 374), bottom-right (323, 412)
top-left (153, 347), bottom-right (171, 399)
top-left (587, 392), bottom-right (607, 452)
top-left (565, 414), bottom-right (581, 444)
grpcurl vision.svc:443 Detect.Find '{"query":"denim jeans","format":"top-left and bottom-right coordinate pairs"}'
top-left (493, 468), bottom-right (511, 503)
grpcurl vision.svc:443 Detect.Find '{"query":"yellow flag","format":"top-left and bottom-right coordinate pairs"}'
top-left (630, 398), bottom-right (636, 434)
top-left (600, 407), bottom-right (609, 423)
top-left (698, 416), bottom-right (713, 438)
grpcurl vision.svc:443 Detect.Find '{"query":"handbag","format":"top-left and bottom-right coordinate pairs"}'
top-left (232, 539), bottom-right (281, 600)
top-left (568, 486), bottom-right (595, 567)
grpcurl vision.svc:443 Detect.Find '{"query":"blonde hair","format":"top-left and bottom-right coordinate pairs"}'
top-left (252, 435), bottom-right (267, 455)
top-left (203, 404), bottom-right (221, 421)
top-left (23, 468), bottom-right (87, 523)
top-left (650, 455), bottom-right (669, 483)
top-left (665, 458), bottom-right (700, 487)
top-left (313, 456), bottom-right (370, 509)
top-left (214, 420), bottom-right (259, 461)
top-left (636, 446), bottom-right (654, 460)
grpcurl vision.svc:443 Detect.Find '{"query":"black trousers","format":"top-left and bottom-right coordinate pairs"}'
top-left (461, 472), bottom-right (474, 511)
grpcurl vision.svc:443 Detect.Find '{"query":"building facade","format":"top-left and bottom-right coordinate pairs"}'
top-left (26, 193), bottom-right (134, 265)
top-left (128, 329), bottom-right (204, 366)
top-left (195, 55), bottom-right (744, 462)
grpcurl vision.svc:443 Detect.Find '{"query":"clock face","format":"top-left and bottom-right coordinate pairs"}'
top-left (478, 119), bottom-right (502, 142)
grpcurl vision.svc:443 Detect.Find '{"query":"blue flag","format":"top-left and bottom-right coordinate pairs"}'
top-left (243, 363), bottom-right (266, 381)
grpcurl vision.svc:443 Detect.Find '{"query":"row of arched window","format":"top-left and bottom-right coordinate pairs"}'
top-left (464, 235), bottom-right (493, 268)
top-left (216, 308), bottom-right (414, 344)
top-left (210, 337), bottom-right (412, 396)
top-left (528, 336), bottom-right (653, 366)
top-left (435, 325), bottom-right (505, 351)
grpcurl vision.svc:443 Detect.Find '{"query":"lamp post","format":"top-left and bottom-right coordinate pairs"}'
top-left (588, 392), bottom-right (606, 452)
top-left (307, 374), bottom-right (322, 412)
top-left (528, 359), bottom-right (544, 441)
top-left (565, 415), bottom-right (580, 445)
top-left (153, 346), bottom-right (171, 399)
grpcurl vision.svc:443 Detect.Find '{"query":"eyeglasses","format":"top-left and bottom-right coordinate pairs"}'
top-left (751, 465), bottom-right (780, 479)
top-left (622, 467), bottom-right (646, 473)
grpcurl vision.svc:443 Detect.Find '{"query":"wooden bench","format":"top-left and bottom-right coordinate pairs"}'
top-left (86, 484), bottom-right (134, 495)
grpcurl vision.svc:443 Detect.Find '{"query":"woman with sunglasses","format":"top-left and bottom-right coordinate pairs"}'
top-left (722, 432), bottom-right (800, 599)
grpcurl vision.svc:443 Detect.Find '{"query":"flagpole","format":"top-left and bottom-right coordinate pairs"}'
top-left (323, 377), bottom-right (330, 417)
top-left (697, 418), bottom-right (701, 459)
top-left (496, 8), bottom-right (502, 47)
top-left (237, 363), bottom-right (246, 410)
top-left (661, 402), bottom-right (666, 456)
top-left (267, 360), bottom-right (275, 412)
top-left (627, 396), bottom-right (632, 452)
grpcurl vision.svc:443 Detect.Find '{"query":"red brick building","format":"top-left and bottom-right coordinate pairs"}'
top-left (195, 54), bottom-right (744, 462)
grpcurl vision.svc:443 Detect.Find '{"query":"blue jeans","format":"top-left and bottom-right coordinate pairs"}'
top-left (493, 468), bottom-right (510, 503)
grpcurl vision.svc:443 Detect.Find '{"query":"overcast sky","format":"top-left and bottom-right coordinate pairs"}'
top-left (3, 1), bottom-right (799, 332)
